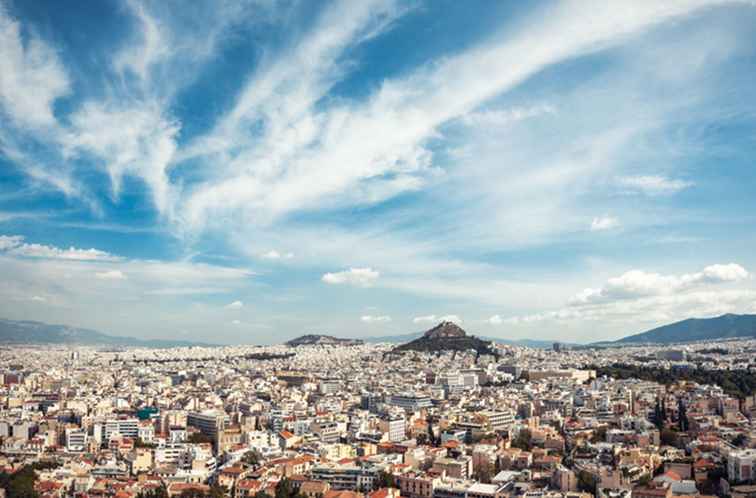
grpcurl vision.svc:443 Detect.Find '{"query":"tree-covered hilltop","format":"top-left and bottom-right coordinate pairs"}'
top-left (393, 321), bottom-right (495, 355)
top-left (594, 363), bottom-right (756, 399)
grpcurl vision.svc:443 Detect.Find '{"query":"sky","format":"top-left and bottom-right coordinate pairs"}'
top-left (2, 0), bottom-right (756, 345)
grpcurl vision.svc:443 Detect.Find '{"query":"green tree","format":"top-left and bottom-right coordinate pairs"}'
top-left (732, 434), bottom-right (748, 447)
top-left (0, 464), bottom-right (45, 498)
top-left (660, 428), bottom-right (677, 447)
top-left (188, 432), bottom-right (213, 445)
top-left (511, 429), bottom-right (532, 451)
top-left (591, 426), bottom-right (607, 443)
top-left (137, 486), bottom-right (169, 498)
top-left (377, 470), bottom-right (396, 488)
top-left (678, 400), bottom-right (689, 432)
top-left (473, 462), bottom-right (494, 484)
top-left (416, 432), bottom-right (428, 445)
top-left (577, 470), bottom-right (596, 494)
top-left (242, 449), bottom-right (263, 467)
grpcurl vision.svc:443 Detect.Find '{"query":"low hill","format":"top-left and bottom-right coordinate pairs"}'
top-left (366, 331), bottom-right (572, 349)
top-left (617, 313), bottom-right (756, 344)
top-left (0, 318), bottom-right (213, 348)
top-left (285, 334), bottom-right (363, 347)
top-left (392, 321), bottom-right (495, 354)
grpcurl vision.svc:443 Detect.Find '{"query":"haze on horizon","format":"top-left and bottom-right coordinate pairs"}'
top-left (1, 0), bottom-right (756, 346)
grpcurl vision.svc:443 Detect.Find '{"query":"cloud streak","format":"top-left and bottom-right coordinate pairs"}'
top-left (322, 268), bottom-right (380, 287)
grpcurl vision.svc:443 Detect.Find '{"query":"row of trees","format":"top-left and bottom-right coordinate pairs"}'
top-left (594, 363), bottom-right (756, 399)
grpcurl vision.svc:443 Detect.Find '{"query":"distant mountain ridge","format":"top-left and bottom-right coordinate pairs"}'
top-left (0, 318), bottom-right (213, 348)
top-left (392, 321), bottom-right (495, 354)
top-left (615, 313), bottom-right (756, 344)
top-left (285, 334), bottom-right (363, 347)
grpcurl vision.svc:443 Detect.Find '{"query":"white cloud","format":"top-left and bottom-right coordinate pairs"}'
top-left (700, 263), bottom-right (749, 283)
top-left (64, 101), bottom-right (179, 215)
top-left (225, 300), bottom-right (244, 309)
top-left (260, 250), bottom-right (294, 260)
top-left (361, 315), bottom-right (391, 323)
top-left (7, 242), bottom-right (122, 262)
top-left (413, 314), bottom-right (462, 325)
top-left (487, 315), bottom-right (503, 325)
top-left (0, 234), bottom-right (23, 250)
top-left (0, 5), bottom-right (69, 129)
top-left (618, 175), bottom-right (693, 195)
top-left (95, 270), bottom-right (127, 280)
top-left (30, 295), bottom-right (46, 302)
top-left (590, 215), bottom-right (620, 231)
top-left (144, 287), bottom-right (232, 296)
top-left (179, 0), bottom-right (729, 231)
top-left (322, 267), bottom-right (380, 287)
top-left (231, 319), bottom-right (242, 325)
top-left (505, 263), bottom-right (752, 328)
top-left (113, 0), bottom-right (172, 83)
top-left (570, 263), bottom-right (750, 304)
top-left (460, 104), bottom-right (555, 128)
top-left (180, 0), bottom-right (410, 228)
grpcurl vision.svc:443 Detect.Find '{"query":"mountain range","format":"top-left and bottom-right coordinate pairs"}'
top-left (613, 313), bottom-right (756, 344)
top-left (0, 318), bottom-right (212, 348)
top-left (2, 313), bottom-right (755, 348)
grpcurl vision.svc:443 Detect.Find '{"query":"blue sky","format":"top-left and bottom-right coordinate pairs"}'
top-left (2, 0), bottom-right (756, 345)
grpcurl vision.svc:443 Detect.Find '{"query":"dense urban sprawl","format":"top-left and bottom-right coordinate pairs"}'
top-left (1, 335), bottom-right (755, 498)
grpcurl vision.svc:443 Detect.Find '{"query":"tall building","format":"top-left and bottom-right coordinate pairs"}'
top-left (187, 411), bottom-right (230, 442)
top-left (380, 416), bottom-right (406, 442)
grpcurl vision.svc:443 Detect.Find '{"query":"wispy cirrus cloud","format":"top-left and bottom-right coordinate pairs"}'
top-left (178, 0), bottom-right (740, 231)
top-left (617, 175), bottom-right (694, 195)
top-left (2, 0), bottom-right (756, 344)
top-left (0, 3), bottom-right (69, 129)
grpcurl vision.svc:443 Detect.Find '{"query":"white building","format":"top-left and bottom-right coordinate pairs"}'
top-left (66, 427), bottom-right (88, 452)
top-left (728, 449), bottom-right (756, 483)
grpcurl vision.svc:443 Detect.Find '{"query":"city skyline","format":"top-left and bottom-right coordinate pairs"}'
top-left (2, 0), bottom-right (756, 345)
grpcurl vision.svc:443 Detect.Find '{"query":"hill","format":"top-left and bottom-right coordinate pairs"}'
top-left (392, 321), bottom-right (495, 354)
top-left (285, 334), bottom-right (363, 347)
top-left (365, 331), bottom-right (570, 349)
top-left (0, 318), bottom-right (213, 348)
top-left (616, 313), bottom-right (756, 344)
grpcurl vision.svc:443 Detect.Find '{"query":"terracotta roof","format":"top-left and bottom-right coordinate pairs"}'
top-left (659, 470), bottom-right (682, 481)
top-left (237, 479), bottom-right (262, 490)
top-left (324, 491), bottom-right (364, 498)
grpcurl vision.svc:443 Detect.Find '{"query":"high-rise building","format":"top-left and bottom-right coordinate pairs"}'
top-left (187, 411), bottom-right (230, 442)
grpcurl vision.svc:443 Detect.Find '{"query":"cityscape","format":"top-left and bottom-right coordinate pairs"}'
top-left (2, 1), bottom-right (756, 498)
top-left (1, 321), bottom-right (755, 498)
